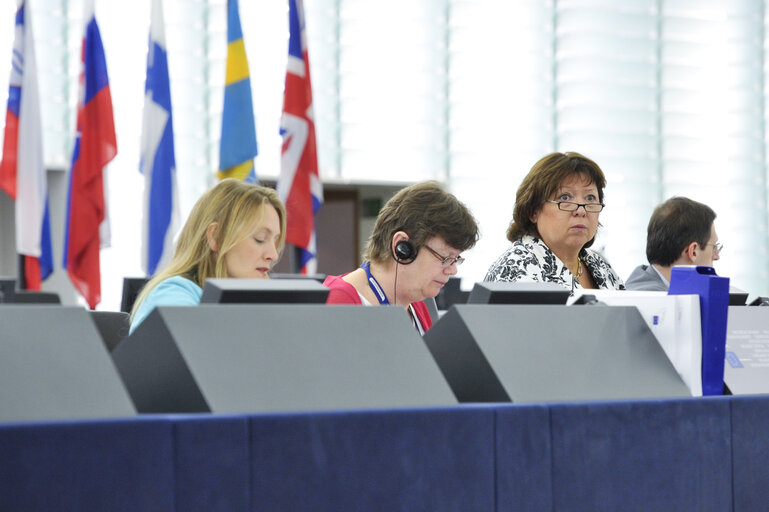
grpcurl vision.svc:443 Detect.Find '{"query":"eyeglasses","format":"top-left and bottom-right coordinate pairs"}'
top-left (546, 200), bottom-right (605, 213)
top-left (424, 244), bottom-right (465, 267)
top-left (711, 242), bottom-right (723, 254)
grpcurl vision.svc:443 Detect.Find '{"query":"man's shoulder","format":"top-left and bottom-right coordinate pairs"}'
top-left (625, 264), bottom-right (668, 291)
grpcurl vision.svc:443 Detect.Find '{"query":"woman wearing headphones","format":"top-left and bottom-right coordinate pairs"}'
top-left (323, 181), bottom-right (479, 333)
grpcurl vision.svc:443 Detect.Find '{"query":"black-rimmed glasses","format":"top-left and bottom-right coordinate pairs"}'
top-left (424, 245), bottom-right (464, 267)
top-left (546, 200), bottom-right (605, 213)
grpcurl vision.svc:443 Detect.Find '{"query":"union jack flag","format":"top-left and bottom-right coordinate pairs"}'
top-left (277, 0), bottom-right (322, 274)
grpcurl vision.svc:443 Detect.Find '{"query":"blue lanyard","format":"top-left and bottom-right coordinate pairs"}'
top-left (361, 261), bottom-right (390, 305)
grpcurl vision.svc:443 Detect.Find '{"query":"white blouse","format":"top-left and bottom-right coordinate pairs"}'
top-left (484, 235), bottom-right (625, 294)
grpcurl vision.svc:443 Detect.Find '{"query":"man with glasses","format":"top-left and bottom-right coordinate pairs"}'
top-left (625, 196), bottom-right (720, 291)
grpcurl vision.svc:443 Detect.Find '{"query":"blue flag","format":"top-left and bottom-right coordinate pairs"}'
top-left (140, 0), bottom-right (178, 275)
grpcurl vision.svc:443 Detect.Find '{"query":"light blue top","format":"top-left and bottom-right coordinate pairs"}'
top-left (129, 275), bottom-right (203, 334)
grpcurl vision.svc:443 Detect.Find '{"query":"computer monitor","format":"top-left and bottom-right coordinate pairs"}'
top-left (729, 286), bottom-right (749, 306)
top-left (120, 277), bottom-right (150, 313)
top-left (467, 281), bottom-right (570, 305)
top-left (435, 276), bottom-right (469, 310)
top-left (13, 291), bottom-right (61, 304)
top-left (0, 278), bottom-right (59, 304)
top-left (269, 272), bottom-right (327, 283)
top-left (0, 277), bottom-right (16, 304)
top-left (200, 278), bottom-right (330, 304)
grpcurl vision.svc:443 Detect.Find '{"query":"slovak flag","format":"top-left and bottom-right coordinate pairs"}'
top-left (62, 0), bottom-right (117, 309)
top-left (140, 0), bottom-right (178, 276)
top-left (277, 0), bottom-right (323, 274)
top-left (0, 0), bottom-right (53, 290)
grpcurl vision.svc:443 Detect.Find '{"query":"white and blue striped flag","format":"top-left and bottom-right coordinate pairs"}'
top-left (140, 0), bottom-right (178, 275)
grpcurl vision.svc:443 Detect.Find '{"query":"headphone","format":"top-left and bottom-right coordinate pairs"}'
top-left (393, 240), bottom-right (417, 264)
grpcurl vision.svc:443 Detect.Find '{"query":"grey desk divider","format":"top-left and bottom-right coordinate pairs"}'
top-left (112, 305), bottom-right (457, 413)
top-left (89, 310), bottom-right (131, 352)
top-left (423, 304), bottom-right (691, 403)
top-left (423, 296), bottom-right (440, 323)
top-left (0, 306), bottom-right (136, 422)
top-left (724, 306), bottom-right (769, 395)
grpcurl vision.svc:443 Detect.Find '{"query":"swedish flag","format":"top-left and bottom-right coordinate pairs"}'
top-left (218, 0), bottom-right (258, 182)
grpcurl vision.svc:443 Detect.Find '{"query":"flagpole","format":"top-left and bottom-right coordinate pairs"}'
top-left (291, 245), bottom-right (303, 274)
top-left (17, 254), bottom-right (25, 289)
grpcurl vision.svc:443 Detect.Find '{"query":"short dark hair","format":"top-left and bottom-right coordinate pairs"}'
top-left (506, 152), bottom-right (606, 247)
top-left (646, 197), bottom-right (716, 266)
top-left (365, 181), bottom-right (479, 264)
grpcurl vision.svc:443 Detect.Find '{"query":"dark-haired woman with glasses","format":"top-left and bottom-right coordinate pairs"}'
top-left (484, 152), bottom-right (624, 292)
top-left (324, 181), bottom-right (479, 333)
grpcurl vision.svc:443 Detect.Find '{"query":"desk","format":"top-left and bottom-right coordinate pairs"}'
top-left (1, 396), bottom-right (766, 511)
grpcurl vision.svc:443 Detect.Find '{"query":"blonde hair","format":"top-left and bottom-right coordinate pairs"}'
top-left (131, 178), bottom-right (287, 319)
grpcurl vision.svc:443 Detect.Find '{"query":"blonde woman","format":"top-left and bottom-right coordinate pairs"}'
top-left (130, 178), bottom-right (286, 332)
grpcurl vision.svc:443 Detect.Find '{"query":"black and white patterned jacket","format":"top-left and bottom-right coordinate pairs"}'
top-left (484, 235), bottom-right (625, 293)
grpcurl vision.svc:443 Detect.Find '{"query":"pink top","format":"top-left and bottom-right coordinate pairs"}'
top-left (323, 274), bottom-right (434, 332)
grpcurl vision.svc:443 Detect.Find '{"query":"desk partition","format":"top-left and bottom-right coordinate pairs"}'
top-left (424, 304), bottom-right (691, 403)
top-left (725, 306), bottom-right (769, 395)
top-left (0, 306), bottom-right (135, 423)
top-left (113, 305), bottom-right (456, 413)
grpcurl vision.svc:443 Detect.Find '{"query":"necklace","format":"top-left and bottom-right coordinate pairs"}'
top-left (576, 257), bottom-right (583, 279)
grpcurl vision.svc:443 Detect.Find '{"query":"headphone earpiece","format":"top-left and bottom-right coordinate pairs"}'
top-left (393, 240), bottom-right (416, 264)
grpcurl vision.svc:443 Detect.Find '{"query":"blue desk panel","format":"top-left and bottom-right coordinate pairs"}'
top-left (730, 395), bottom-right (769, 512)
top-left (249, 407), bottom-right (496, 512)
top-left (495, 403), bottom-right (553, 510)
top-left (2, 397), bottom-right (768, 511)
top-left (0, 418), bottom-right (174, 511)
top-left (549, 398), bottom-right (732, 512)
top-left (173, 415), bottom-right (251, 511)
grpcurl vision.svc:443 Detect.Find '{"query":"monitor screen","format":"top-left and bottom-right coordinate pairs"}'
top-left (729, 286), bottom-right (749, 306)
top-left (269, 272), bottom-right (327, 283)
top-left (200, 278), bottom-right (330, 304)
top-left (435, 276), bottom-right (469, 310)
top-left (121, 277), bottom-right (150, 313)
top-left (13, 291), bottom-right (61, 304)
top-left (0, 277), bottom-right (16, 304)
top-left (467, 281), bottom-right (570, 305)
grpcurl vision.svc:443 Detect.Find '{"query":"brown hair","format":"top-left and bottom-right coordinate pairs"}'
top-left (365, 181), bottom-right (479, 264)
top-left (506, 152), bottom-right (606, 247)
top-left (646, 196), bottom-right (716, 266)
